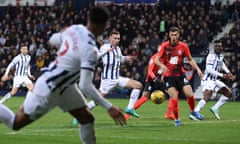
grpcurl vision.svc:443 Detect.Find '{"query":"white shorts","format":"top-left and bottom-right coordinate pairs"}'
top-left (99, 77), bottom-right (129, 94)
top-left (23, 75), bottom-right (87, 120)
top-left (13, 76), bottom-right (32, 88)
top-left (201, 79), bottom-right (227, 92)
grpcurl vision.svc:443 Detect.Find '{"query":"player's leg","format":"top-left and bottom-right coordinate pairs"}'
top-left (87, 79), bottom-right (114, 110)
top-left (0, 87), bottom-right (19, 104)
top-left (164, 77), bottom-right (180, 126)
top-left (0, 104), bottom-right (33, 130)
top-left (191, 80), bottom-right (215, 120)
top-left (194, 89), bottom-right (212, 112)
top-left (124, 90), bottom-right (149, 120)
top-left (69, 107), bottom-right (96, 144)
top-left (121, 77), bottom-right (142, 118)
top-left (25, 78), bottom-right (34, 91)
top-left (210, 81), bottom-right (232, 120)
top-left (183, 84), bottom-right (204, 121)
top-left (61, 84), bottom-right (96, 144)
top-left (0, 89), bottom-right (51, 130)
top-left (0, 76), bottom-right (23, 103)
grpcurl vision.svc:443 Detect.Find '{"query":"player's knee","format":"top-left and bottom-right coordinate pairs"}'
top-left (135, 81), bottom-right (143, 89)
top-left (225, 90), bottom-right (232, 98)
top-left (203, 90), bottom-right (212, 101)
top-left (78, 113), bottom-right (95, 124)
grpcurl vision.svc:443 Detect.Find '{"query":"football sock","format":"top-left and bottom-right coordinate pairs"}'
top-left (166, 98), bottom-right (173, 114)
top-left (0, 103), bottom-right (15, 129)
top-left (187, 96), bottom-right (195, 111)
top-left (127, 89), bottom-right (141, 109)
top-left (171, 98), bottom-right (179, 120)
top-left (194, 99), bottom-right (206, 112)
top-left (134, 96), bottom-right (148, 109)
top-left (0, 92), bottom-right (12, 103)
top-left (79, 122), bottom-right (96, 144)
top-left (87, 101), bottom-right (97, 110)
top-left (212, 95), bottom-right (228, 110)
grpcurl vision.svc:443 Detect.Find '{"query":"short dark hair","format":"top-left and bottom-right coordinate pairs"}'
top-left (110, 30), bottom-right (120, 36)
top-left (214, 40), bottom-right (222, 44)
top-left (169, 26), bottom-right (180, 32)
top-left (88, 6), bottom-right (110, 25)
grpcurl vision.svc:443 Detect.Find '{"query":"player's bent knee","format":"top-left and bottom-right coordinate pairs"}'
top-left (78, 113), bottom-right (95, 124)
top-left (136, 81), bottom-right (143, 89)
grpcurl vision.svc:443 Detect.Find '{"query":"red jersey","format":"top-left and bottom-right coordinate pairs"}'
top-left (145, 53), bottom-right (163, 82)
top-left (157, 41), bottom-right (191, 77)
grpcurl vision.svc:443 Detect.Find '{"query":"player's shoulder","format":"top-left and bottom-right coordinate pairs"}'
top-left (178, 41), bottom-right (189, 48)
top-left (100, 43), bottom-right (111, 50)
top-left (161, 41), bottom-right (169, 47)
top-left (207, 53), bottom-right (216, 60)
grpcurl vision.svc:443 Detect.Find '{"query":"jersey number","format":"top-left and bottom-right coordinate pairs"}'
top-left (59, 40), bottom-right (69, 56)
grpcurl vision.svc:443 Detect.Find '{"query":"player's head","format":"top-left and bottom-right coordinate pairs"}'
top-left (20, 46), bottom-right (28, 55)
top-left (87, 6), bottom-right (110, 37)
top-left (109, 30), bottom-right (120, 46)
top-left (168, 27), bottom-right (180, 46)
top-left (214, 40), bottom-right (222, 54)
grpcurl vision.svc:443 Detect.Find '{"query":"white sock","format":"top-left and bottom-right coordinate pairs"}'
top-left (194, 99), bottom-right (206, 112)
top-left (0, 104), bottom-right (15, 129)
top-left (212, 95), bottom-right (228, 110)
top-left (0, 92), bottom-right (12, 103)
top-left (79, 122), bottom-right (96, 144)
top-left (127, 89), bottom-right (141, 109)
top-left (87, 101), bottom-right (97, 110)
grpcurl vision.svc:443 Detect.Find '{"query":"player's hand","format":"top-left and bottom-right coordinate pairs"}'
top-left (125, 56), bottom-right (135, 62)
top-left (1, 75), bottom-right (9, 82)
top-left (223, 73), bottom-right (234, 80)
top-left (160, 64), bottom-right (169, 73)
top-left (108, 106), bottom-right (126, 126)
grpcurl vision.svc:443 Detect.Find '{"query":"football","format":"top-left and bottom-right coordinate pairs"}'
top-left (150, 90), bottom-right (165, 104)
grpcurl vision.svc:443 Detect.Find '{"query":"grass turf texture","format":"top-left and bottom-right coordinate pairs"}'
top-left (0, 97), bottom-right (240, 144)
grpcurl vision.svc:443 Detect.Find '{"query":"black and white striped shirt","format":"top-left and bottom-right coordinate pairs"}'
top-left (100, 44), bottom-right (125, 80)
top-left (5, 54), bottom-right (31, 77)
top-left (203, 52), bottom-right (229, 81)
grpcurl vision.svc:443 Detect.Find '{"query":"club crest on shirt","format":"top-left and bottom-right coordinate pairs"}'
top-left (178, 50), bottom-right (182, 55)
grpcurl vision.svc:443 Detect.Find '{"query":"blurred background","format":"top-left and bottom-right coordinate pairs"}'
top-left (0, 0), bottom-right (239, 100)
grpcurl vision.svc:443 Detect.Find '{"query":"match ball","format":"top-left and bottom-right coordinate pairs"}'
top-left (150, 90), bottom-right (165, 104)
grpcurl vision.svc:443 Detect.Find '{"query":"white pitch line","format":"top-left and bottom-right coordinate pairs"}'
top-left (3, 119), bottom-right (240, 143)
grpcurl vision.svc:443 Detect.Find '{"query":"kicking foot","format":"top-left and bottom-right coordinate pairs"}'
top-left (124, 108), bottom-right (139, 118)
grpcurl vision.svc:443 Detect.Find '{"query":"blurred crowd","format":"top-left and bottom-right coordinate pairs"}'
top-left (0, 0), bottom-right (239, 99)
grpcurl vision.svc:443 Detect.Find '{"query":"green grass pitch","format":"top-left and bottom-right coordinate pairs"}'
top-left (0, 97), bottom-right (240, 144)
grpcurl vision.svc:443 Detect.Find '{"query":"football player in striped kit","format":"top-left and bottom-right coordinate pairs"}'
top-left (0, 7), bottom-right (126, 144)
top-left (87, 30), bottom-right (143, 118)
top-left (193, 40), bottom-right (233, 120)
top-left (0, 46), bottom-right (35, 103)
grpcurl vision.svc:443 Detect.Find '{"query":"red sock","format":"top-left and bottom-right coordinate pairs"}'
top-left (134, 96), bottom-right (148, 109)
top-left (171, 98), bottom-right (179, 120)
top-left (166, 98), bottom-right (173, 114)
top-left (187, 96), bottom-right (195, 112)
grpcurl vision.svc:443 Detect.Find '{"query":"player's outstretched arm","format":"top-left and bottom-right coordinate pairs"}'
top-left (79, 69), bottom-right (126, 125)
